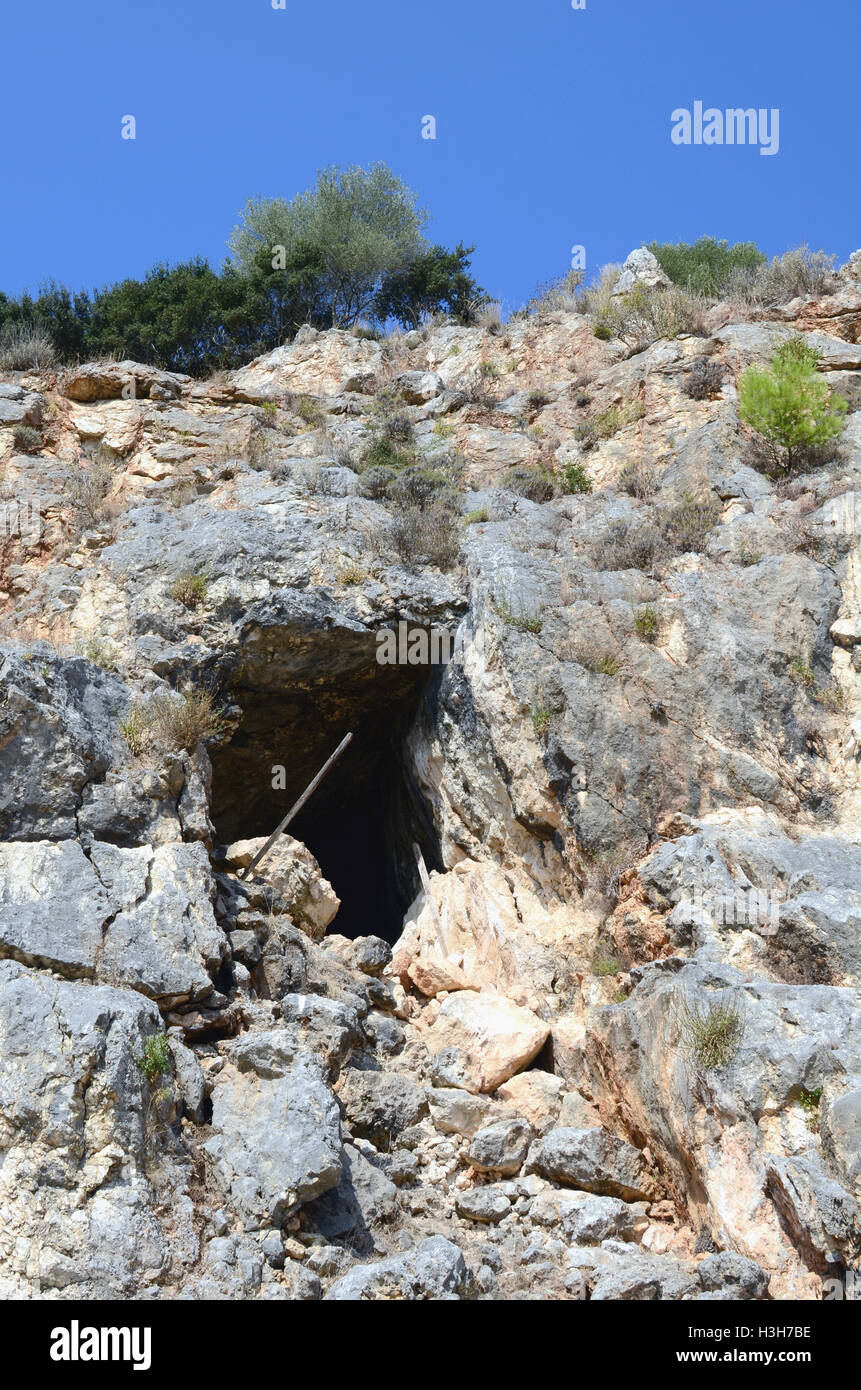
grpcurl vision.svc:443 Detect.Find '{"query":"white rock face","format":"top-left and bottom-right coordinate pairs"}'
top-left (611, 246), bottom-right (671, 298)
top-left (3, 255), bottom-right (861, 1299)
top-left (425, 991), bottom-right (551, 1092)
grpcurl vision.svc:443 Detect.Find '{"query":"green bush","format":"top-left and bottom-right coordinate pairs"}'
top-left (561, 461), bottom-right (592, 494)
top-left (647, 237), bottom-right (766, 296)
top-left (169, 567), bottom-right (208, 609)
top-left (495, 594), bottom-right (543, 633)
top-left (591, 944), bottom-right (621, 977)
top-left (738, 337), bottom-right (847, 473)
top-left (137, 1034), bottom-right (171, 1085)
top-left (634, 606), bottom-right (660, 642)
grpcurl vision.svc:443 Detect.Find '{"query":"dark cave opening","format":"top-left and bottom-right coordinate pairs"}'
top-left (209, 633), bottom-right (444, 944)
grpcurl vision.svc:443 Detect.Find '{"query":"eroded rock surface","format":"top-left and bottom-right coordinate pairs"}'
top-left (2, 254), bottom-right (861, 1299)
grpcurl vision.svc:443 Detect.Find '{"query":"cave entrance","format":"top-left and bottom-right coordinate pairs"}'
top-left (209, 629), bottom-right (443, 944)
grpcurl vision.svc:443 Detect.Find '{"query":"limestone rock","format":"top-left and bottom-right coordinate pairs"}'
top-left (526, 1126), bottom-right (658, 1202)
top-left (204, 1052), bottom-right (342, 1228)
top-left (324, 1236), bottom-right (471, 1300)
top-left (425, 991), bottom-right (550, 1094)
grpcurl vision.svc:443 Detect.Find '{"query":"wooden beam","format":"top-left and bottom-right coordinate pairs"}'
top-left (239, 732), bottom-right (354, 881)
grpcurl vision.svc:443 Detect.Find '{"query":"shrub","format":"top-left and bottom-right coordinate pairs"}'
top-left (684, 357), bottom-right (725, 400)
top-left (597, 284), bottom-right (709, 351)
top-left (137, 1034), bottom-right (171, 1085)
top-left (789, 652), bottom-right (817, 689)
top-left (736, 543), bottom-right (762, 567)
top-left (169, 567), bottom-right (208, 609)
top-left (663, 494), bottom-right (722, 553)
top-left (577, 396), bottom-right (645, 451)
top-left (575, 643), bottom-right (621, 676)
top-left (648, 237), bottom-right (766, 296)
top-left (738, 338), bottom-right (847, 473)
top-left (475, 301), bottom-right (503, 333)
top-left (11, 425), bottom-right (42, 453)
top-left (592, 519), bottom-right (668, 572)
top-left (574, 264), bottom-right (622, 321)
top-left (361, 436), bottom-right (415, 472)
top-left (119, 703), bottom-right (150, 757)
top-left (0, 322), bottom-right (56, 371)
top-left (523, 269), bottom-right (585, 319)
top-left (634, 606), bottom-right (660, 642)
top-left (591, 944), bottom-right (621, 977)
top-left (121, 689), bottom-right (225, 756)
top-left (370, 390), bottom-right (414, 442)
top-left (80, 636), bottom-right (120, 672)
top-left (336, 560), bottom-right (366, 586)
top-left (357, 464), bottom-right (399, 499)
top-left (293, 394), bottom-right (325, 428)
top-left (66, 457), bottom-right (115, 532)
top-left (531, 706), bottom-right (552, 736)
top-left (560, 460), bottom-right (592, 494)
top-left (504, 464), bottom-right (555, 502)
top-left (388, 501), bottom-right (461, 570)
top-left (796, 1087), bottom-right (823, 1132)
top-left (725, 245), bottom-right (839, 307)
top-left (464, 507), bottom-right (489, 525)
top-left (680, 993), bottom-right (745, 1070)
top-left (592, 495), bottom-right (720, 571)
top-left (618, 459), bottom-right (657, 499)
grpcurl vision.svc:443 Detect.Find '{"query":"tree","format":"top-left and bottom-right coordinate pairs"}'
top-left (228, 163), bottom-right (429, 327)
top-left (86, 259), bottom-right (270, 374)
top-left (374, 243), bottom-right (486, 328)
top-left (738, 337), bottom-right (847, 472)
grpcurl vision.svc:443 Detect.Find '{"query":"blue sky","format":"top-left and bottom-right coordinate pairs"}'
top-left (2, 0), bottom-right (859, 308)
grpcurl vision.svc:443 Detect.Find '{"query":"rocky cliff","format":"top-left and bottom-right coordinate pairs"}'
top-left (2, 248), bottom-right (861, 1301)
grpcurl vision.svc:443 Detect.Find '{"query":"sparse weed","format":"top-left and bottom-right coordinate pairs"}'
top-left (680, 993), bottom-right (745, 1071)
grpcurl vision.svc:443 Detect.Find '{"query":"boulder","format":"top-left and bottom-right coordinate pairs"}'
top-left (467, 1119), bottom-right (531, 1176)
top-left (204, 1053), bottom-right (342, 1228)
top-left (425, 991), bottom-right (550, 1094)
top-left (338, 1068), bottom-right (429, 1148)
top-left (324, 1236), bottom-right (471, 1301)
top-left (526, 1126), bottom-right (658, 1202)
top-left (216, 835), bottom-right (340, 941)
top-left (59, 360), bottom-right (188, 402)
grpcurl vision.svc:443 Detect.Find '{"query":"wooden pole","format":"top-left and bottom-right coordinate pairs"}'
top-left (239, 732), bottom-right (354, 881)
top-left (413, 841), bottom-right (448, 956)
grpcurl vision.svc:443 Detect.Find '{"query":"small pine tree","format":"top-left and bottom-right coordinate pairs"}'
top-left (738, 337), bottom-right (847, 473)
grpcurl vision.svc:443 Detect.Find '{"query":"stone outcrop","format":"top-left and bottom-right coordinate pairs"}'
top-left (2, 249), bottom-right (861, 1300)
